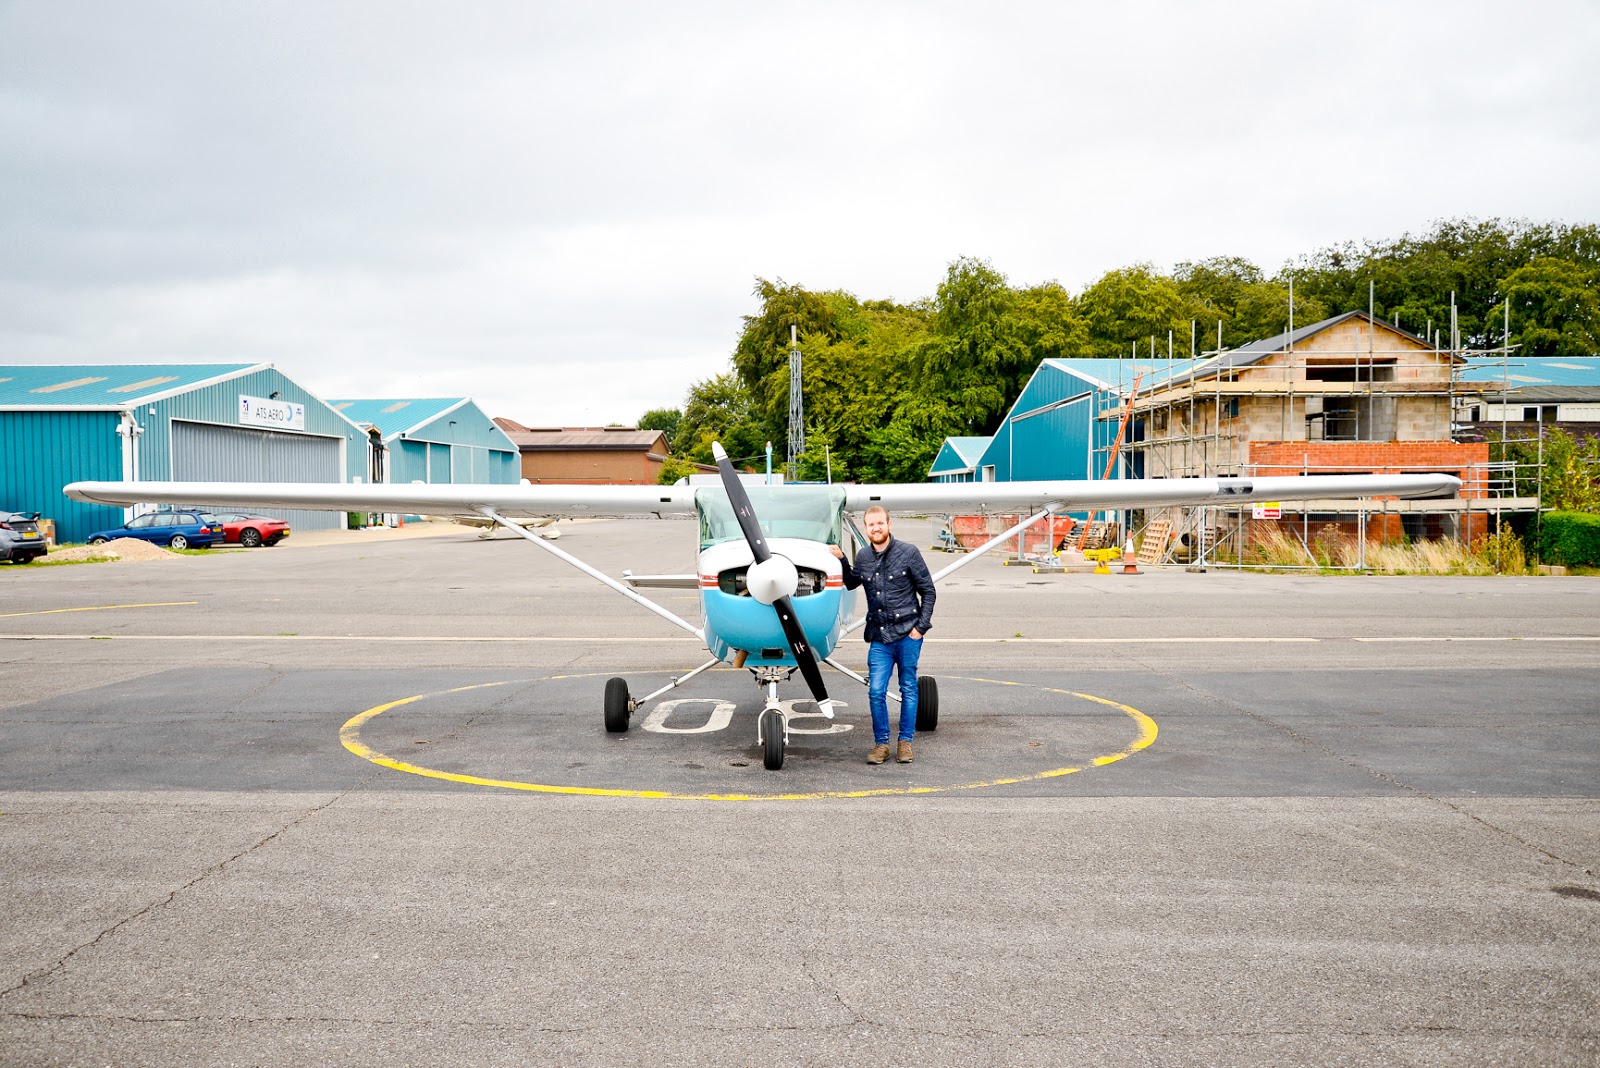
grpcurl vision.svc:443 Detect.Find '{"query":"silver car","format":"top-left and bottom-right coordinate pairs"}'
top-left (0, 511), bottom-right (48, 564)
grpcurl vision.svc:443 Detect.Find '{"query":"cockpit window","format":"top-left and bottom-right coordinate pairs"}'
top-left (696, 485), bottom-right (847, 550)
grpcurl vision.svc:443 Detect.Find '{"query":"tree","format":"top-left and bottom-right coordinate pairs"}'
top-left (673, 372), bottom-right (767, 466)
top-left (655, 456), bottom-right (699, 486)
top-left (1074, 264), bottom-right (1201, 359)
top-left (1502, 256), bottom-right (1600, 359)
top-left (1175, 256), bottom-right (1326, 350)
top-left (1286, 217), bottom-right (1600, 351)
top-left (637, 407), bottom-right (682, 442)
top-left (907, 256), bottom-right (1045, 435)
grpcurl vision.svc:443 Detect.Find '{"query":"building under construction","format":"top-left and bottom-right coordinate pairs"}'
top-left (1106, 310), bottom-right (1527, 563)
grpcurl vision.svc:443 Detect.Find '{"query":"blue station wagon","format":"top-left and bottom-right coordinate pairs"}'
top-left (86, 511), bottom-right (222, 550)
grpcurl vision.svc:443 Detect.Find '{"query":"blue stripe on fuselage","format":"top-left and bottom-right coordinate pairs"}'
top-left (702, 586), bottom-right (847, 665)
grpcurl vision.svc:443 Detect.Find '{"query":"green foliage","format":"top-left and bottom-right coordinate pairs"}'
top-left (1174, 256), bottom-right (1327, 350)
top-left (672, 372), bottom-right (767, 466)
top-left (1536, 511), bottom-right (1600, 567)
top-left (1502, 256), bottom-right (1600, 358)
top-left (911, 257), bottom-right (1055, 433)
top-left (1287, 218), bottom-right (1600, 349)
top-left (1491, 427), bottom-right (1600, 512)
top-left (1074, 264), bottom-right (1197, 359)
top-left (1471, 527), bottom-right (1529, 574)
top-left (637, 407), bottom-right (682, 440)
top-left (655, 457), bottom-right (699, 485)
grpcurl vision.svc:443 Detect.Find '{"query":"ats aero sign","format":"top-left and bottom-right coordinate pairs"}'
top-left (239, 395), bottom-right (306, 432)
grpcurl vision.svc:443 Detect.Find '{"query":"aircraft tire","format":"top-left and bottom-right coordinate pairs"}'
top-left (603, 677), bottom-right (631, 733)
top-left (916, 676), bottom-right (939, 732)
top-left (761, 709), bottom-right (784, 770)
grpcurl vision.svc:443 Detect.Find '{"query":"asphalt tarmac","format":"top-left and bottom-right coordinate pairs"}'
top-left (2, 518), bottom-right (1597, 1067)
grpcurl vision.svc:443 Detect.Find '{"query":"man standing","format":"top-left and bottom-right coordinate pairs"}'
top-left (831, 506), bottom-right (936, 764)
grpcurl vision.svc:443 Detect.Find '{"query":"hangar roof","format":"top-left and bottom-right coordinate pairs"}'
top-left (1040, 358), bottom-right (1197, 393)
top-left (0, 363), bottom-right (262, 409)
top-left (328, 398), bottom-right (473, 440)
top-left (493, 421), bottom-right (670, 453)
top-left (1461, 356), bottom-right (1600, 389)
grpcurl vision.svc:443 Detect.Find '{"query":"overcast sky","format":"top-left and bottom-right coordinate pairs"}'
top-left (2, 0), bottom-right (1596, 426)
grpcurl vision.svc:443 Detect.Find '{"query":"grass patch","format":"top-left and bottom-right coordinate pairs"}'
top-left (1242, 526), bottom-right (1532, 575)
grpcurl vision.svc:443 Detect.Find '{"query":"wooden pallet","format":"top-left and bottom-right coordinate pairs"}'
top-left (1137, 520), bottom-right (1172, 565)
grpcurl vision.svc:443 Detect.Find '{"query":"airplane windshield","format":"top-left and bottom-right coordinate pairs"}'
top-left (696, 485), bottom-right (848, 550)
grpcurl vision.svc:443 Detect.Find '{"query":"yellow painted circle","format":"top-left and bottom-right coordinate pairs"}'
top-left (339, 673), bottom-right (1158, 801)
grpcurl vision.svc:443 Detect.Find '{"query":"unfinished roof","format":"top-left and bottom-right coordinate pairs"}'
top-left (0, 363), bottom-right (261, 408)
top-left (1159, 311), bottom-right (1438, 390)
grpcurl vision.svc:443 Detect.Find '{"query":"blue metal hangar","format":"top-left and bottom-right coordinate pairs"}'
top-left (326, 398), bottom-right (520, 486)
top-left (931, 358), bottom-right (1190, 485)
top-left (1, 363), bottom-right (372, 544)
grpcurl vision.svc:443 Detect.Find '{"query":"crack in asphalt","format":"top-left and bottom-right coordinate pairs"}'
top-left (0, 776), bottom-right (380, 1005)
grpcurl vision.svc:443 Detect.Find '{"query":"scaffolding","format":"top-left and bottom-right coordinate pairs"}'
top-left (1086, 300), bottom-right (1541, 567)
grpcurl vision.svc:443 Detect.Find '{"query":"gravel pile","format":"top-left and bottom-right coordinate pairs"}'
top-left (47, 538), bottom-right (181, 563)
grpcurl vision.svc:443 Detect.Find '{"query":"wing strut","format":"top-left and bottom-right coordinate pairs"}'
top-left (477, 506), bottom-right (705, 642)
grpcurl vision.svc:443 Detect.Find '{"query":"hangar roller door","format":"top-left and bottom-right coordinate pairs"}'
top-left (171, 421), bottom-right (344, 532)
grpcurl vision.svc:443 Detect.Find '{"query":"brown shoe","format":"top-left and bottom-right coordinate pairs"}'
top-left (867, 743), bottom-right (890, 765)
top-left (896, 740), bottom-right (913, 763)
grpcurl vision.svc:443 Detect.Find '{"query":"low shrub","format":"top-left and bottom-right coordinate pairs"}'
top-left (1536, 511), bottom-right (1600, 567)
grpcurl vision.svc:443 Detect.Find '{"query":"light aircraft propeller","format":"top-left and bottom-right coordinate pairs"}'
top-left (712, 441), bottom-right (833, 726)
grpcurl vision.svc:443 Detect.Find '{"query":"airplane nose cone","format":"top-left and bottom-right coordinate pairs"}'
top-left (746, 555), bottom-right (798, 605)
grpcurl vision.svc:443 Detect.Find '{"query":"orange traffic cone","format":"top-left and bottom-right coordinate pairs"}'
top-left (1120, 538), bottom-right (1141, 575)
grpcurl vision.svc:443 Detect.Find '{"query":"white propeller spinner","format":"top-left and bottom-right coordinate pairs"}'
top-left (745, 555), bottom-right (798, 605)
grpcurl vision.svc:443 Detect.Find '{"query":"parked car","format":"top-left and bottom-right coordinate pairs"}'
top-left (209, 512), bottom-right (291, 547)
top-left (85, 511), bottom-right (222, 550)
top-left (0, 510), bottom-right (49, 564)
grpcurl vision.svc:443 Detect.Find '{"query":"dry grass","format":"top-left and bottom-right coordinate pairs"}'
top-left (1241, 525), bottom-right (1530, 575)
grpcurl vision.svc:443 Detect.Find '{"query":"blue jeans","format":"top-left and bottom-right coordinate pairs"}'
top-left (867, 635), bottom-right (922, 745)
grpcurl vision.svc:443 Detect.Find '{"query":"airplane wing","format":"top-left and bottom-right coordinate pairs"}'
top-left (65, 471), bottom-right (1460, 519)
top-left (64, 480), bottom-right (702, 519)
top-left (842, 472), bottom-right (1461, 513)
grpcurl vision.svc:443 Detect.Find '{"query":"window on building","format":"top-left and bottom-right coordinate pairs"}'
top-left (1315, 397), bottom-right (1397, 442)
top-left (1524, 407), bottom-right (1539, 421)
top-left (1306, 361), bottom-right (1396, 384)
top-left (1543, 405), bottom-right (1558, 422)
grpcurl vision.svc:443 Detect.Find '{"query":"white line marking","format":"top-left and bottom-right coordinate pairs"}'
top-left (4, 634), bottom-right (1596, 644)
top-left (1350, 636), bottom-right (1600, 643)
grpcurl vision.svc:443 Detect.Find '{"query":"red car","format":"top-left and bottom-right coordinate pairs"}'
top-left (210, 512), bottom-right (291, 547)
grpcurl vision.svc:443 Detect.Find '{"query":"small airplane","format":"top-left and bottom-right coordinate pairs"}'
top-left (67, 457), bottom-right (1460, 770)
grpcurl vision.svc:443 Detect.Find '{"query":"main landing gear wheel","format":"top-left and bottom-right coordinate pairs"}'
top-left (916, 676), bottom-right (939, 732)
top-left (603, 677), bottom-right (631, 733)
top-left (760, 708), bottom-right (785, 771)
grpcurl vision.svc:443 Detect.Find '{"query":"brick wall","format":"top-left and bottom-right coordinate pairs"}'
top-left (1248, 441), bottom-right (1490, 498)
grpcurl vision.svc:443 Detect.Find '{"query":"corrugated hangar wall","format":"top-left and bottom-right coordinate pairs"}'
top-left (171, 421), bottom-right (345, 535)
top-left (127, 368), bottom-right (366, 536)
